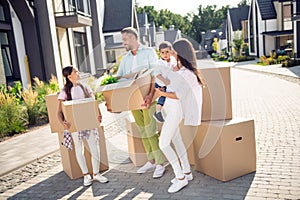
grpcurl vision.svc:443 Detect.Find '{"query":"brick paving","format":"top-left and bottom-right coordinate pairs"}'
top-left (1, 66), bottom-right (300, 199)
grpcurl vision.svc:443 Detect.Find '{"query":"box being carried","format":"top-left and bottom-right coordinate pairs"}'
top-left (45, 93), bottom-right (64, 133)
top-left (97, 69), bottom-right (152, 113)
top-left (62, 98), bottom-right (100, 133)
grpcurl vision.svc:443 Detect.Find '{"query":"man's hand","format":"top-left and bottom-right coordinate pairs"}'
top-left (142, 94), bottom-right (153, 108)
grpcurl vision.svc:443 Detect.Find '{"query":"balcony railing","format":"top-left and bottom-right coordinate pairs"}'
top-left (55, 0), bottom-right (92, 28)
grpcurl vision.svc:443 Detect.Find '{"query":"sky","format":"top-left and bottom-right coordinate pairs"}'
top-left (136, 0), bottom-right (243, 16)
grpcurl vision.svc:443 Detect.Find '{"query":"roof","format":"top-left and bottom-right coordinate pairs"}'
top-left (261, 30), bottom-right (293, 36)
top-left (102, 0), bottom-right (134, 33)
top-left (164, 29), bottom-right (180, 44)
top-left (257, 0), bottom-right (277, 20)
top-left (228, 5), bottom-right (250, 31)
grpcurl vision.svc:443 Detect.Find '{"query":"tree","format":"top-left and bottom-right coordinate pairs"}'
top-left (232, 31), bottom-right (244, 57)
top-left (237, 0), bottom-right (250, 7)
top-left (135, 3), bottom-right (230, 44)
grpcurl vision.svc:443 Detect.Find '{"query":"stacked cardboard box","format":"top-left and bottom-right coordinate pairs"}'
top-left (125, 116), bottom-right (197, 167)
top-left (45, 94), bottom-right (109, 179)
top-left (191, 66), bottom-right (257, 182)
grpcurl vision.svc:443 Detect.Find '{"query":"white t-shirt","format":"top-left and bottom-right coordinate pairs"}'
top-left (58, 84), bottom-right (92, 100)
top-left (153, 56), bottom-right (177, 86)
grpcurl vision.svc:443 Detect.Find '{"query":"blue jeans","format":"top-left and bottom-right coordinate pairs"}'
top-left (155, 83), bottom-right (166, 106)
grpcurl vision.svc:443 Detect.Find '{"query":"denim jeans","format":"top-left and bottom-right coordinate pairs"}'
top-left (155, 83), bottom-right (166, 106)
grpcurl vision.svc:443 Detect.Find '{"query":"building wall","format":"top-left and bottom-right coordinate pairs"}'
top-left (10, 4), bottom-right (29, 88)
top-left (265, 35), bottom-right (275, 55)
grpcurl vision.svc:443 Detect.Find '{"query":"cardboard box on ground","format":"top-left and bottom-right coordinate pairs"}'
top-left (45, 94), bottom-right (109, 179)
top-left (199, 66), bottom-right (232, 121)
top-left (125, 115), bottom-right (196, 167)
top-left (193, 118), bottom-right (256, 182)
top-left (96, 69), bottom-right (152, 113)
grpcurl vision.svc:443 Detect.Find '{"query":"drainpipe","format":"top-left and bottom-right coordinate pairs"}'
top-left (27, 0), bottom-right (46, 81)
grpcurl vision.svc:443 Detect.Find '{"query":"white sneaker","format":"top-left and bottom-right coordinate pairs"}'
top-left (171, 173), bottom-right (193, 183)
top-left (83, 174), bottom-right (92, 186)
top-left (168, 176), bottom-right (188, 193)
top-left (137, 161), bottom-right (156, 174)
top-left (153, 165), bottom-right (165, 178)
top-left (93, 173), bottom-right (108, 183)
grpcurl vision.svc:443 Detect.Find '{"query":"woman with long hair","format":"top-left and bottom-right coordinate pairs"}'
top-left (155, 38), bottom-right (205, 193)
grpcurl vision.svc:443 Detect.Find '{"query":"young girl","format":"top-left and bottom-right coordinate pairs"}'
top-left (57, 66), bottom-right (108, 186)
top-left (155, 38), bottom-right (205, 193)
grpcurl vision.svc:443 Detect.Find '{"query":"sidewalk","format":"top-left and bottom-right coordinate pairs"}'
top-left (1, 60), bottom-right (300, 199)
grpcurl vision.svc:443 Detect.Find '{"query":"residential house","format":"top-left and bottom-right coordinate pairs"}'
top-left (137, 12), bottom-right (151, 47)
top-left (0, 0), bottom-right (106, 88)
top-left (248, 0), bottom-right (294, 57)
top-left (226, 5), bottom-right (250, 56)
top-left (155, 25), bottom-right (181, 49)
top-left (200, 28), bottom-right (224, 56)
top-left (102, 0), bottom-right (138, 65)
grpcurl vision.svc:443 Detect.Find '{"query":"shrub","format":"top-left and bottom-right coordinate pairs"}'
top-left (22, 86), bottom-right (40, 125)
top-left (0, 92), bottom-right (27, 137)
top-left (32, 76), bottom-right (59, 122)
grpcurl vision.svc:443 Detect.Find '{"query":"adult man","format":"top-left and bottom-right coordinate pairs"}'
top-left (117, 27), bottom-right (165, 178)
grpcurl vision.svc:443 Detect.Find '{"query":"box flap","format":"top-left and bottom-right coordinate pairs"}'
top-left (97, 79), bottom-right (135, 92)
top-left (96, 69), bottom-right (152, 93)
top-left (62, 97), bottom-right (95, 106)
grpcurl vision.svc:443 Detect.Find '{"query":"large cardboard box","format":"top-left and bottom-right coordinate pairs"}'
top-left (193, 118), bottom-right (256, 182)
top-left (62, 98), bottom-right (100, 133)
top-left (199, 67), bottom-right (232, 121)
top-left (126, 116), bottom-right (196, 166)
top-left (45, 93), bottom-right (64, 133)
top-left (179, 122), bottom-right (198, 166)
top-left (125, 117), bottom-right (148, 167)
top-left (58, 127), bottom-right (109, 179)
top-left (97, 69), bottom-right (152, 113)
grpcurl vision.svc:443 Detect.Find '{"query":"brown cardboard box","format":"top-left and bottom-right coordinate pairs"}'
top-left (193, 118), bottom-right (256, 182)
top-left (126, 116), bottom-right (196, 166)
top-left (58, 127), bottom-right (109, 179)
top-left (179, 122), bottom-right (198, 166)
top-left (200, 67), bottom-right (232, 121)
top-left (62, 98), bottom-right (100, 133)
top-left (45, 93), bottom-right (64, 133)
top-left (125, 117), bottom-right (148, 167)
top-left (97, 69), bottom-right (152, 113)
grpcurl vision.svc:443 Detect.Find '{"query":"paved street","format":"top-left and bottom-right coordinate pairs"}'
top-left (1, 61), bottom-right (300, 199)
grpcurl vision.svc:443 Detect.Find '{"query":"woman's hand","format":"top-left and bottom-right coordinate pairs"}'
top-left (63, 120), bottom-right (71, 130)
top-left (97, 115), bottom-right (102, 123)
top-left (155, 87), bottom-right (164, 97)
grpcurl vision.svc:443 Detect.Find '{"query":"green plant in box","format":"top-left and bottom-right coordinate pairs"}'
top-left (100, 75), bottom-right (118, 86)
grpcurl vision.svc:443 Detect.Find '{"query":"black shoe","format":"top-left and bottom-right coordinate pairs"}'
top-left (153, 112), bottom-right (164, 123)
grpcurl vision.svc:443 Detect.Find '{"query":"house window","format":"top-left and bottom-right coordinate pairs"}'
top-left (0, 5), bottom-right (5, 21)
top-left (69, 0), bottom-right (90, 16)
top-left (283, 4), bottom-right (292, 21)
top-left (74, 32), bottom-right (90, 73)
top-left (0, 32), bottom-right (13, 80)
top-left (106, 50), bottom-right (116, 63)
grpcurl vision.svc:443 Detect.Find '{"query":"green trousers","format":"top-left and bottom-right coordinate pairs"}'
top-left (131, 103), bottom-right (164, 165)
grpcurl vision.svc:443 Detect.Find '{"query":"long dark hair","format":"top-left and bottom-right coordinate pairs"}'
top-left (62, 66), bottom-right (73, 100)
top-left (173, 38), bottom-right (206, 86)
